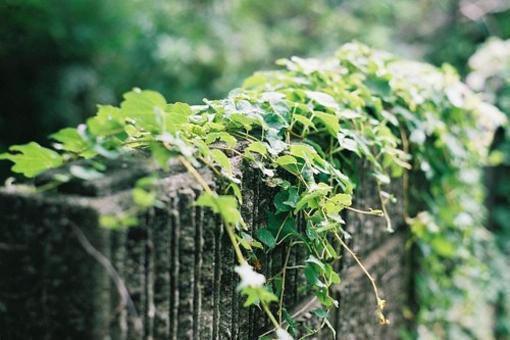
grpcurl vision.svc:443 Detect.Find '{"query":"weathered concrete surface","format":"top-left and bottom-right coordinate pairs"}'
top-left (0, 156), bottom-right (409, 339)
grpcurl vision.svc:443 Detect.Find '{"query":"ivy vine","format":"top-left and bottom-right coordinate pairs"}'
top-left (1, 42), bottom-right (504, 339)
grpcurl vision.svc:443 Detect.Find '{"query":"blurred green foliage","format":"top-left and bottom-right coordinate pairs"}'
top-left (1, 0), bottom-right (510, 158)
top-left (468, 37), bottom-right (510, 339)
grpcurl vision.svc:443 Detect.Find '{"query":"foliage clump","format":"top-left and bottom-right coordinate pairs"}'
top-left (467, 38), bottom-right (510, 339)
top-left (1, 42), bottom-right (504, 339)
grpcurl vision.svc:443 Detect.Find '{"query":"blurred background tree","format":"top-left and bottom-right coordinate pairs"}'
top-left (0, 0), bottom-right (509, 176)
top-left (1, 0), bottom-right (510, 338)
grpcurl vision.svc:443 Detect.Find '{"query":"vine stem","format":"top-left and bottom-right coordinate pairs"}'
top-left (377, 183), bottom-right (393, 232)
top-left (278, 246), bottom-right (292, 323)
top-left (333, 231), bottom-right (389, 325)
top-left (178, 156), bottom-right (214, 194)
top-left (178, 155), bottom-right (281, 327)
top-left (399, 126), bottom-right (411, 223)
top-left (178, 156), bottom-right (245, 264)
top-left (263, 301), bottom-right (280, 329)
top-left (345, 206), bottom-right (384, 216)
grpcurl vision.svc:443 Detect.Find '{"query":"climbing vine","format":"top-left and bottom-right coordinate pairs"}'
top-left (467, 38), bottom-right (510, 339)
top-left (1, 42), bottom-right (504, 339)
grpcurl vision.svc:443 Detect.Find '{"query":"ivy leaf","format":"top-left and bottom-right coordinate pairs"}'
top-left (87, 105), bottom-right (125, 136)
top-left (293, 114), bottom-right (316, 129)
top-left (240, 287), bottom-right (278, 307)
top-left (289, 144), bottom-right (320, 163)
top-left (0, 142), bottom-right (63, 177)
top-left (314, 112), bottom-right (340, 136)
top-left (306, 91), bottom-right (339, 110)
top-left (275, 155), bottom-right (300, 175)
top-left (50, 127), bottom-right (94, 157)
top-left (313, 308), bottom-right (329, 319)
top-left (196, 192), bottom-right (243, 226)
top-left (431, 237), bottom-right (456, 258)
top-left (304, 263), bottom-right (325, 287)
top-left (205, 132), bottom-right (237, 147)
top-left (324, 263), bottom-right (341, 284)
top-left (295, 183), bottom-right (332, 211)
top-left (151, 142), bottom-right (173, 171)
top-left (365, 76), bottom-right (391, 98)
top-left (99, 213), bottom-right (138, 229)
top-left (164, 102), bottom-right (192, 134)
top-left (245, 141), bottom-right (267, 157)
top-left (330, 193), bottom-right (352, 206)
top-left (210, 149), bottom-right (233, 177)
top-left (306, 255), bottom-right (325, 270)
top-left (230, 113), bottom-right (260, 131)
top-left (132, 187), bottom-right (156, 208)
top-left (337, 133), bottom-right (359, 153)
top-left (121, 89), bottom-right (167, 132)
top-left (316, 287), bottom-right (338, 308)
top-left (227, 182), bottom-right (243, 203)
top-left (274, 186), bottom-right (299, 212)
top-left (256, 228), bottom-right (276, 249)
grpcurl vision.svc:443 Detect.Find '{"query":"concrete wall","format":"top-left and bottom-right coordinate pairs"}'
top-left (0, 156), bottom-right (409, 339)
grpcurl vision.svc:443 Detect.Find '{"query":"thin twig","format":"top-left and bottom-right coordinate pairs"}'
top-left (377, 183), bottom-right (393, 232)
top-left (70, 222), bottom-right (142, 332)
top-left (399, 126), bottom-right (411, 223)
top-left (278, 246), bottom-right (293, 323)
top-left (346, 206), bottom-right (384, 216)
top-left (333, 231), bottom-right (389, 325)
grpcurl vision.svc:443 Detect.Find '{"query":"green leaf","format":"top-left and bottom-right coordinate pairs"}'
top-left (245, 141), bottom-right (267, 157)
top-left (210, 149), bottom-right (233, 177)
top-left (256, 228), bottom-right (276, 249)
top-left (275, 155), bottom-right (297, 166)
top-left (325, 263), bottom-right (341, 284)
top-left (240, 287), bottom-right (278, 307)
top-left (306, 255), bottom-right (325, 270)
top-left (121, 89), bottom-right (167, 132)
top-left (50, 128), bottom-right (94, 157)
top-left (205, 132), bottom-right (237, 147)
top-left (365, 76), bottom-right (391, 98)
top-left (99, 213), bottom-right (138, 229)
top-left (273, 186), bottom-right (299, 212)
top-left (314, 112), bottom-right (340, 136)
top-left (151, 142), bottom-right (173, 171)
top-left (136, 176), bottom-right (158, 189)
top-left (132, 187), bottom-right (156, 208)
top-left (295, 183), bottom-right (332, 211)
top-left (0, 142), bottom-right (63, 177)
top-left (304, 263), bottom-right (324, 287)
top-left (289, 144), bottom-right (319, 162)
top-left (227, 182), bottom-right (243, 203)
top-left (164, 102), bottom-right (192, 134)
top-left (316, 287), bottom-right (337, 307)
top-left (230, 113), bottom-right (260, 131)
top-left (87, 105), bottom-right (125, 136)
top-left (431, 237), bottom-right (456, 258)
top-left (195, 192), bottom-right (243, 226)
top-left (293, 114), bottom-right (316, 129)
top-left (313, 308), bottom-right (329, 319)
top-left (330, 193), bottom-right (352, 206)
top-left (242, 73), bottom-right (267, 89)
top-left (275, 154), bottom-right (300, 175)
top-left (306, 91), bottom-right (339, 110)
top-left (99, 215), bottom-right (119, 229)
